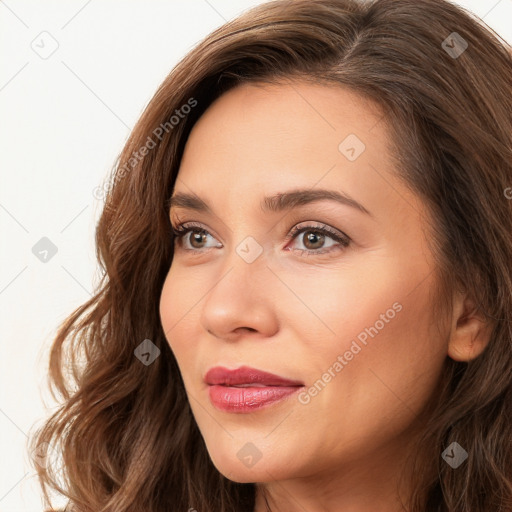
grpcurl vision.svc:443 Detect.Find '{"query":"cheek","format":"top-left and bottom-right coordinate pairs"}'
top-left (296, 269), bottom-right (445, 444)
top-left (159, 268), bottom-right (178, 345)
top-left (280, 260), bottom-right (421, 358)
top-left (289, 261), bottom-right (445, 415)
top-left (159, 265), bottom-right (203, 378)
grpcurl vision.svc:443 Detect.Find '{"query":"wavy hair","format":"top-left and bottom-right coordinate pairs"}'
top-left (28, 0), bottom-right (512, 510)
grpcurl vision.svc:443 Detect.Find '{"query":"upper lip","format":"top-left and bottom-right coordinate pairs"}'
top-left (205, 365), bottom-right (304, 387)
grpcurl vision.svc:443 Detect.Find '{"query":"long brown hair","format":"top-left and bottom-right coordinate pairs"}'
top-left (28, 0), bottom-right (512, 510)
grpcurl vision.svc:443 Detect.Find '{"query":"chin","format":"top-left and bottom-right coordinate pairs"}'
top-left (211, 459), bottom-right (263, 483)
top-left (206, 449), bottom-right (276, 483)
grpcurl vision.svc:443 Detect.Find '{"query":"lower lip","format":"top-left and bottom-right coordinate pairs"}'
top-left (208, 384), bottom-right (303, 413)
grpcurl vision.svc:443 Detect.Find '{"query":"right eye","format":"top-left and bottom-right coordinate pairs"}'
top-left (172, 222), bottom-right (222, 253)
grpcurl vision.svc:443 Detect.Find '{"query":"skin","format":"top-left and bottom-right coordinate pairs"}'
top-left (159, 81), bottom-right (492, 512)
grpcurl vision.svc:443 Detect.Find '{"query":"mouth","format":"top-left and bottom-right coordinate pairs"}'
top-left (204, 365), bottom-right (304, 413)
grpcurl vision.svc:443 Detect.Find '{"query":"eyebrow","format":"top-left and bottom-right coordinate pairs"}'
top-left (168, 188), bottom-right (372, 217)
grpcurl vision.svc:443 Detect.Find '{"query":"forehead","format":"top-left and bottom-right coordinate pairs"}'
top-left (179, 80), bottom-right (386, 170)
top-left (173, 81), bottom-right (420, 224)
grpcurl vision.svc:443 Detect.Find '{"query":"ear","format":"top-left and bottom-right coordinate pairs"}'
top-left (447, 289), bottom-right (494, 362)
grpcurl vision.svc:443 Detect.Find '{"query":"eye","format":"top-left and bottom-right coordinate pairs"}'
top-left (171, 221), bottom-right (350, 256)
top-left (285, 222), bottom-right (350, 256)
top-left (171, 222), bottom-right (221, 252)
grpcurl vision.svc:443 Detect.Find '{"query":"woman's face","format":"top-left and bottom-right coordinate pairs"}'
top-left (159, 81), bottom-right (449, 485)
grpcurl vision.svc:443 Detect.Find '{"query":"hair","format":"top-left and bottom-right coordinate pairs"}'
top-left (28, 0), bottom-right (512, 510)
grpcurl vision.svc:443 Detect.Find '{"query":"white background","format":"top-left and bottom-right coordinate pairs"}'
top-left (1, 0), bottom-right (511, 510)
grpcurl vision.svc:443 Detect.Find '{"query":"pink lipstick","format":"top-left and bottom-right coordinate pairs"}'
top-left (205, 365), bottom-right (304, 413)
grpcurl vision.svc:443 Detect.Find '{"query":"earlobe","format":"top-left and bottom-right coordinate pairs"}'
top-left (447, 293), bottom-right (494, 362)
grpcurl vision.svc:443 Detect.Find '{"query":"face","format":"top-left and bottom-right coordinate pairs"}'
top-left (159, 81), bottom-right (449, 485)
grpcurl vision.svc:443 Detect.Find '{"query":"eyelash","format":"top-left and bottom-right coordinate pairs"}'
top-left (170, 221), bottom-right (350, 257)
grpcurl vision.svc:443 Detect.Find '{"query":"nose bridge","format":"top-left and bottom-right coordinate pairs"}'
top-left (214, 233), bottom-right (269, 297)
top-left (215, 206), bottom-right (270, 274)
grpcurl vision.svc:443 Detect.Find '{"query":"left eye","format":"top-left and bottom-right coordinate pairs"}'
top-left (287, 224), bottom-right (350, 255)
top-left (171, 222), bottom-right (350, 256)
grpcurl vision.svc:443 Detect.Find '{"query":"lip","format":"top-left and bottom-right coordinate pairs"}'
top-left (205, 365), bottom-right (304, 413)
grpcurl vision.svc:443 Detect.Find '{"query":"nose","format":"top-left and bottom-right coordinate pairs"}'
top-left (199, 253), bottom-right (279, 342)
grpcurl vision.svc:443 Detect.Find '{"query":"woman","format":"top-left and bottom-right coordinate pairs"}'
top-left (29, 0), bottom-right (512, 510)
